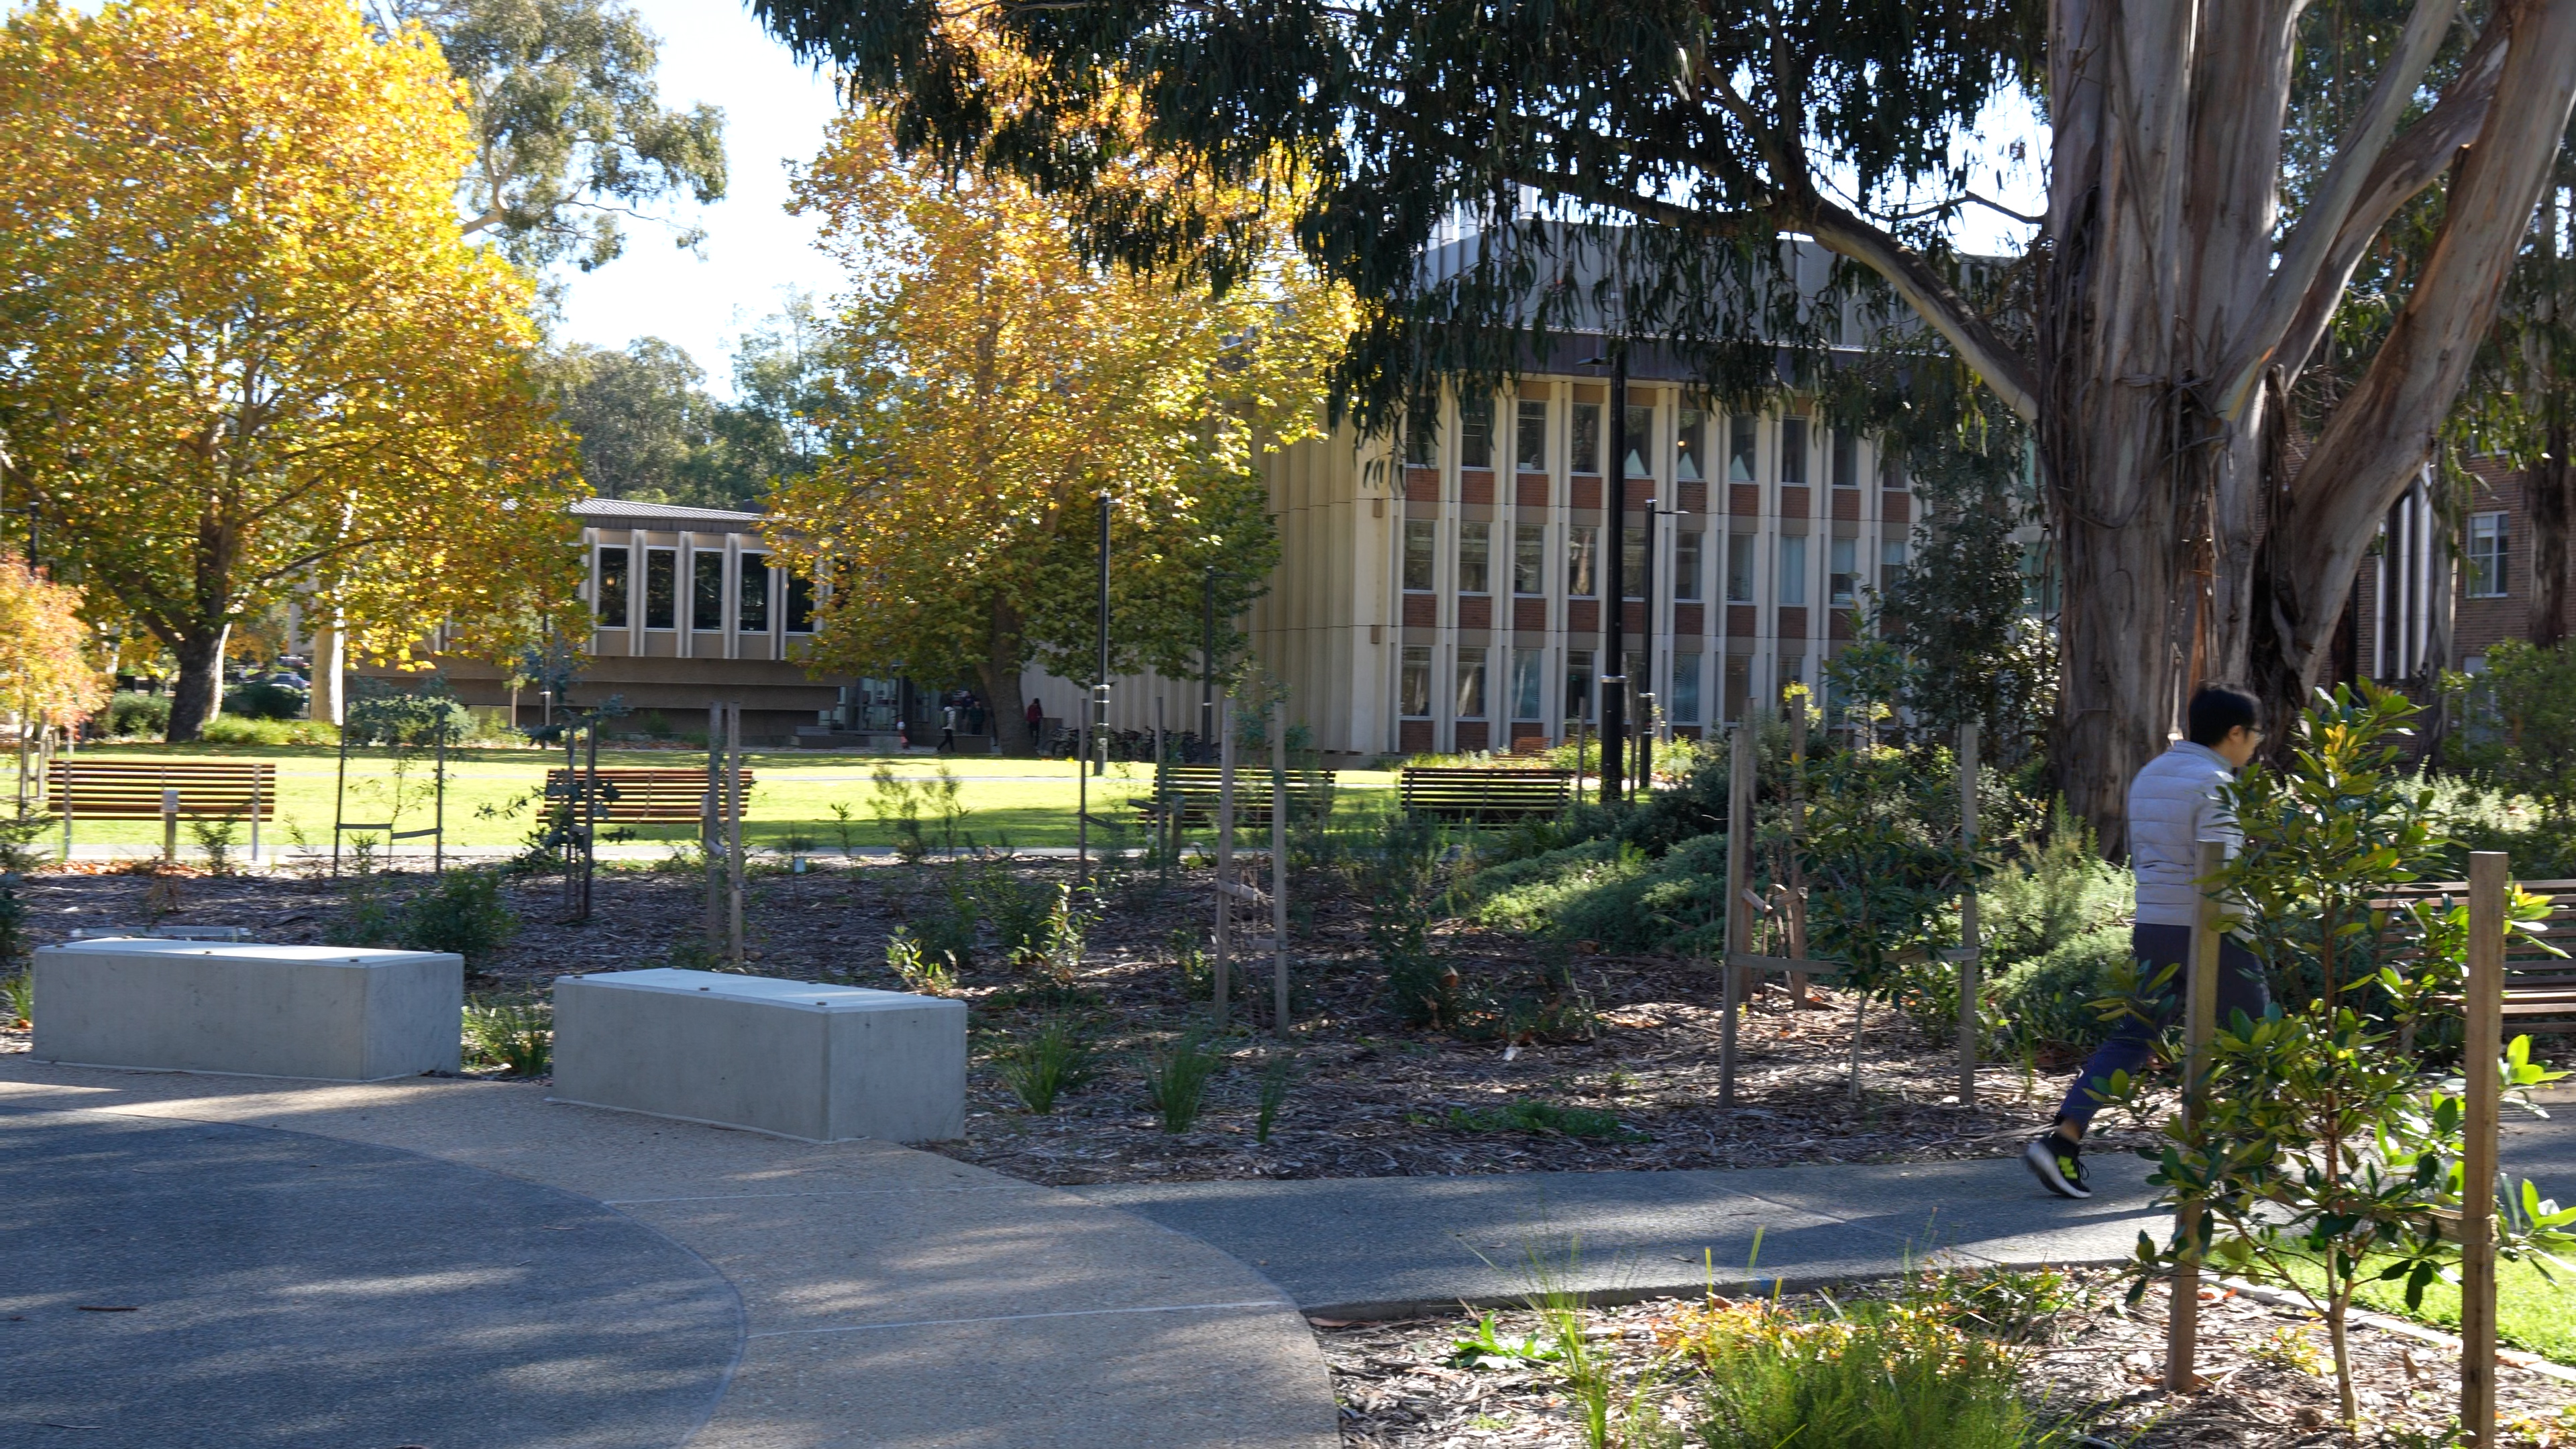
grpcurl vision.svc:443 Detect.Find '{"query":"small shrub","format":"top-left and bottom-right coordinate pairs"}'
top-left (188, 815), bottom-right (242, 877)
top-left (344, 691), bottom-right (473, 747)
top-left (462, 999), bottom-right (552, 1075)
top-left (869, 763), bottom-right (930, 863)
top-left (1032, 882), bottom-right (1086, 984)
top-left (400, 869), bottom-right (517, 969)
top-left (1978, 806), bottom-right (2129, 971)
top-left (0, 806), bottom-right (47, 874)
top-left (908, 865), bottom-right (979, 972)
top-left (324, 875), bottom-right (400, 948)
top-left (1666, 1295), bottom-right (2047, 1449)
top-left (1993, 926), bottom-right (2131, 1056)
top-left (1167, 927), bottom-right (1212, 1000)
top-left (986, 862), bottom-right (1053, 962)
top-left (1, 969), bottom-right (30, 1026)
top-left (0, 875), bottom-right (28, 971)
top-left (106, 691), bottom-right (170, 739)
top-left (1444, 1099), bottom-right (1642, 1140)
top-left (223, 680), bottom-right (307, 720)
top-left (198, 716), bottom-right (338, 745)
top-left (885, 926), bottom-right (953, 995)
top-left (1143, 1032), bottom-right (1224, 1132)
top-left (996, 1019), bottom-right (1101, 1113)
top-left (1256, 1053), bottom-right (1294, 1142)
top-left (638, 710), bottom-right (675, 739)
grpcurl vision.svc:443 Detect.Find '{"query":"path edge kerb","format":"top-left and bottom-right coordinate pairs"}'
top-left (1297, 1258), bottom-right (2143, 1324)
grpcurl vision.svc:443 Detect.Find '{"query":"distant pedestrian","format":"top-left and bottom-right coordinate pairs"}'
top-left (938, 702), bottom-right (959, 753)
top-left (2024, 684), bottom-right (2271, 1200)
top-left (966, 697), bottom-right (987, 737)
top-left (1026, 698), bottom-right (1045, 752)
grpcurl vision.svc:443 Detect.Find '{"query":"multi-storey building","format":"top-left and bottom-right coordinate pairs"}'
top-left (2349, 458), bottom-right (2571, 693)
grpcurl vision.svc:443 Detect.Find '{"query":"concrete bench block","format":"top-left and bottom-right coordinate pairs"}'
top-left (549, 969), bottom-right (966, 1143)
top-left (32, 938), bottom-right (463, 1081)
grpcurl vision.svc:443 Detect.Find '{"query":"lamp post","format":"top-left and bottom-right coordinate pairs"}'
top-left (1582, 350), bottom-right (1628, 802)
top-left (1095, 492), bottom-right (1112, 777)
top-left (1201, 566), bottom-right (1217, 758)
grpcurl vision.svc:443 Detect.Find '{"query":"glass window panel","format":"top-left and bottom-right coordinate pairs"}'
top-left (1623, 404), bottom-right (1654, 477)
top-left (1725, 533), bottom-right (1755, 603)
top-left (1675, 408), bottom-right (1708, 482)
top-left (1829, 537), bottom-right (1859, 607)
top-left (1727, 416), bottom-right (1757, 482)
top-left (1564, 649), bottom-right (1595, 720)
top-left (1566, 525), bottom-right (1597, 598)
top-left (1778, 418), bottom-right (1809, 484)
top-left (2469, 513), bottom-right (2509, 598)
top-left (1458, 394), bottom-right (1495, 469)
top-left (1399, 646), bottom-right (1433, 717)
top-left (1622, 525), bottom-right (1646, 600)
top-left (1513, 524), bottom-right (1546, 594)
top-left (1511, 651), bottom-right (1545, 720)
top-left (1458, 521), bottom-right (1491, 594)
top-left (1674, 532), bottom-right (1703, 602)
top-left (644, 548), bottom-right (676, 629)
top-left (1672, 654), bottom-right (1703, 723)
top-left (1570, 402), bottom-right (1602, 474)
top-left (737, 553), bottom-right (771, 632)
top-left (1405, 400), bottom-right (1438, 466)
top-left (1402, 519), bottom-right (1437, 591)
top-left (692, 550), bottom-right (724, 631)
top-left (1831, 429), bottom-right (1858, 489)
top-left (1515, 400), bottom-right (1548, 472)
top-left (1778, 536), bottom-right (1807, 604)
top-left (1882, 539), bottom-right (1907, 576)
top-left (595, 547), bottom-right (629, 628)
top-left (785, 571), bottom-right (814, 633)
top-left (1454, 647), bottom-right (1487, 718)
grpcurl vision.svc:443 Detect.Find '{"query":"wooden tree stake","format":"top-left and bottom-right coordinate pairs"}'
top-left (1212, 697), bottom-right (1234, 1028)
top-left (2463, 851), bottom-right (2507, 1446)
top-left (1719, 720), bottom-right (1754, 1107)
top-left (2165, 837), bottom-right (2225, 1391)
top-left (1957, 721), bottom-right (1980, 1104)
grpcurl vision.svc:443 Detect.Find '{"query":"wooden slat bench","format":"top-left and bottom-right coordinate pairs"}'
top-left (2374, 879), bottom-right (2576, 1033)
top-left (1132, 763), bottom-right (1337, 830)
top-left (48, 759), bottom-right (276, 823)
top-left (542, 767), bottom-right (756, 825)
top-left (1397, 766), bottom-right (1572, 822)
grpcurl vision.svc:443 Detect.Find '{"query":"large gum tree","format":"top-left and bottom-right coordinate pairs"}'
top-left (753, 0), bottom-right (2576, 841)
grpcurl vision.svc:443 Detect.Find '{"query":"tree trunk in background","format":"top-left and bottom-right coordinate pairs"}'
top-left (307, 610), bottom-right (347, 724)
top-left (164, 623), bottom-right (229, 742)
top-left (975, 596), bottom-right (1031, 753)
top-left (2535, 426), bottom-right (2572, 649)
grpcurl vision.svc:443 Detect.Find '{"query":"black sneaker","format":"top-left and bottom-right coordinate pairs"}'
top-left (2023, 1134), bottom-right (2092, 1199)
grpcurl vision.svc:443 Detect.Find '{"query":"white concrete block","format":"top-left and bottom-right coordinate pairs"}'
top-left (549, 969), bottom-right (965, 1142)
top-left (32, 938), bottom-right (464, 1081)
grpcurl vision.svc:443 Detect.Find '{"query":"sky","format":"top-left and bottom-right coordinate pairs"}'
top-left (549, 0), bottom-right (845, 399)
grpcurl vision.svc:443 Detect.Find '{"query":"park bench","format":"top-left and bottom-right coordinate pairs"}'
top-left (1131, 763), bottom-right (1338, 831)
top-left (2371, 878), bottom-right (2576, 1034)
top-left (541, 766), bottom-right (756, 825)
top-left (46, 758), bottom-right (278, 855)
top-left (1397, 765), bottom-right (1572, 822)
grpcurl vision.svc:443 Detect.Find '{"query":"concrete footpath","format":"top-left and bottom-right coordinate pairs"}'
top-left (1083, 1108), bottom-right (2576, 1320)
top-left (0, 1059), bottom-right (1335, 1449)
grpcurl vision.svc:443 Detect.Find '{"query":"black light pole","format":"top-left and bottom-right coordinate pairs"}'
top-left (1201, 566), bottom-right (1216, 757)
top-left (1094, 492), bottom-right (1112, 776)
top-left (1597, 350), bottom-right (1628, 802)
top-left (1638, 478), bottom-right (1657, 793)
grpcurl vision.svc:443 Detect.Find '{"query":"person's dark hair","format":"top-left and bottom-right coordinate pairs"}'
top-left (2186, 685), bottom-right (2261, 748)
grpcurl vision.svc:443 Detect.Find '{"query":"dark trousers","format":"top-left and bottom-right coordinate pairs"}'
top-left (2057, 923), bottom-right (2270, 1128)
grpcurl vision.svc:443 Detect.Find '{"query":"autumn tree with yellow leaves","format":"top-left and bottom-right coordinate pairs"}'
top-left (764, 107), bottom-right (1350, 738)
top-left (0, 0), bottom-right (584, 741)
top-left (0, 559), bottom-right (106, 734)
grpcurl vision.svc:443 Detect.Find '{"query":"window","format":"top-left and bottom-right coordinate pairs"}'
top-left (1459, 394), bottom-right (1495, 470)
top-left (2468, 512), bottom-right (2509, 598)
top-left (1566, 525), bottom-right (1598, 597)
top-left (1623, 404), bottom-right (1654, 477)
top-left (1675, 408), bottom-right (1709, 482)
top-left (595, 547), bottom-right (630, 628)
top-left (1725, 533), bottom-right (1755, 603)
top-left (1727, 415), bottom-right (1757, 482)
top-left (738, 553), bottom-right (771, 633)
top-left (1881, 453), bottom-right (1908, 491)
top-left (1829, 537), bottom-right (1859, 607)
top-left (1831, 429), bottom-right (1858, 489)
top-left (1511, 651), bottom-right (1546, 719)
top-left (644, 547), bottom-right (677, 629)
top-left (785, 571), bottom-right (814, 633)
top-left (1778, 536), bottom-right (1807, 604)
top-left (692, 550), bottom-right (725, 631)
top-left (1515, 400), bottom-right (1548, 472)
top-left (1570, 402), bottom-right (1602, 474)
top-left (1455, 647), bottom-right (1488, 718)
top-left (1622, 525), bottom-right (1646, 600)
top-left (1512, 525), bottom-right (1546, 594)
top-left (1671, 654), bottom-right (1703, 724)
top-left (1399, 646), bottom-right (1433, 717)
top-left (1779, 418), bottom-right (1809, 484)
top-left (1405, 402), bottom-right (1438, 466)
top-left (1402, 519), bottom-right (1436, 590)
top-left (1565, 649), bottom-right (1595, 720)
top-left (1882, 538), bottom-right (1908, 578)
top-left (1674, 532), bottom-right (1703, 602)
top-left (1458, 521), bottom-right (1491, 594)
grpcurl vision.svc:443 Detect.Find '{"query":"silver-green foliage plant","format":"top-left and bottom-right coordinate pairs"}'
top-left (885, 926), bottom-right (953, 995)
top-left (2, 968), bottom-right (31, 1026)
top-left (462, 999), bottom-right (551, 1076)
top-left (997, 1018), bottom-right (1100, 1113)
top-left (1142, 1032), bottom-right (1223, 1133)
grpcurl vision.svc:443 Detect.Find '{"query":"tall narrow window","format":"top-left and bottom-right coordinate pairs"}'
top-left (1829, 537), bottom-right (1859, 607)
top-left (1779, 418), bottom-right (1809, 484)
top-left (644, 547), bottom-right (677, 629)
top-left (1881, 539), bottom-right (1908, 578)
top-left (1513, 525), bottom-right (1546, 594)
top-left (1778, 536), bottom-right (1807, 604)
top-left (1399, 646), bottom-right (1433, 717)
top-left (1458, 394), bottom-right (1495, 469)
top-left (1623, 404), bottom-right (1654, 477)
top-left (1511, 651), bottom-right (1546, 719)
top-left (2467, 512), bottom-right (2510, 598)
top-left (692, 550), bottom-right (725, 631)
top-left (1566, 525), bottom-right (1598, 597)
top-left (1725, 533), bottom-right (1755, 602)
top-left (1455, 647), bottom-right (1488, 718)
top-left (1727, 416), bottom-right (1758, 482)
top-left (1831, 429), bottom-right (1858, 489)
top-left (1515, 400), bottom-right (1548, 472)
top-left (1675, 407), bottom-right (1708, 482)
top-left (1570, 403), bottom-right (1602, 474)
top-left (784, 571), bottom-right (814, 633)
top-left (1622, 526), bottom-right (1646, 600)
top-left (1723, 655), bottom-right (1751, 722)
top-left (1674, 532), bottom-right (1703, 602)
top-left (1405, 401), bottom-right (1438, 466)
top-left (1671, 654), bottom-right (1703, 723)
top-left (595, 547), bottom-right (630, 628)
top-left (1565, 649), bottom-right (1595, 720)
top-left (1402, 519), bottom-right (1437, 591)
top-left (737, 553), bottom-right (771, 632)
top-left (1457, 521), bottom-right (1491, 593)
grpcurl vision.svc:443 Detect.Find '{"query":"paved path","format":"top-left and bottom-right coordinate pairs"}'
top-left (1083, 1108), bottom-right (2576, 1320)
top-left (0, 1059), bottom-right (1335, 1449)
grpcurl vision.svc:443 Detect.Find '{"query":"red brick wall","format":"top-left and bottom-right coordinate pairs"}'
top-left (1673, 602), bottom-right (1704, 636)
top-left (1727, 604), bottom-right (1756, 637)
top-left (1567, 599), bottom-right (1599, 635)
top-left (1883, 492), bottom-right (1911, 525)
top-left (1513, 597), bottom-right (1548, 631)
top-left (1778, 606), bottom-right (1809, 639)
top-left (1778, 486), bottom-right (1809, 520)
top-left (1729, 484), bottom-right (1760, 517)
top-left (1459, 469), bottom-right (1494, 506)
top-left (1571, 476), bottom-right (1602, 511)
top-left (1404, 467), bottom-right (1439, 502)
top-left (1831, 488), bottom-right (1860, 521)
top-left (1621, 601), bottom-right (1645, 634)
top-left (1402, 592), bottom-right (1436, 628)
top-left (1677, 481), bottom-right (1708, 514)
top-left (1516, 473), bottom-right (1550, 507)
top-left (1399, 719), bottom-right (1433, 755)
top-left (1453, 720), bottom-right (1489, 753)
top-left (1456, 595), bottom-right (1491, 629)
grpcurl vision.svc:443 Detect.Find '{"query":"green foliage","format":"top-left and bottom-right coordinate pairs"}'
top-left (885, 925), bottom-right (953, 995)
top-left (223, 678), bottom-right (307, 720)
top-left (904, 863), bottom-right (979, 972)
top-left (1444, 1311), bottom-right (1563, 1369)
top-left (1, 967), bottom-right (30, 1025)
top-left (1978, 806), bottom-right (2130, 972)
top-left (199, 716), bottom-right (339, 746)
top-left (1166, 927), bottom-right (1213, 1001)
top-left (0, 804), bottom-right (48, 875)
top-left (324, 875), bottom-right (401, 949)
top-left (1142, 1031), bottom-right (1223, 1132)
top-left (869, 761), bottom-right (930, 863)
top-left (2445, 639), bottom-right (2576, 820)
top-left (344, 690), bottom-right (474, 747)
top-left (1992, 928), bottom-right (2131, 1056)
top-left (461, 998), bottom-right (552, 1075)
top-left (996, 1018), bottom-right (1100, 1113)
top-left (106, 691), bottom-right (170, 738)
top-left (187, 814), bottom-right (243, 877)
top-left (0, 881), bottom-right (26, 975)
top-left (1443, 1099), bottom-right (1642, 1141)
top-left (1668, 1291), bottom-right (2053, 1449)
top-left (1255, 1052), bottom-right (1293, 1142)
top-left (400, 868), bottom-right (519, 968)
top-left (984, 865), bottom-right (1054, 964)
top-left (1797, 741), bottom-right (1980, 998)
top-left (1356, 812), bottom-right (1456, 1026)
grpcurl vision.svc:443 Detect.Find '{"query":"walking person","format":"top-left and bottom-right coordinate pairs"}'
top-left (1025, 697), bottom-right (1045, 753)
top-left (2024, 684), bottom-right (2272, 1199)
top-left (938, 700), bottom-right (959, 753)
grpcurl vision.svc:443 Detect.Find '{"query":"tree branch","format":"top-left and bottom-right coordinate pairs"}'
top-left (1799, 196), bottom-right (2041, 423)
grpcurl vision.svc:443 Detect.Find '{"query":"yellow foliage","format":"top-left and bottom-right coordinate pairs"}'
top-left (0, 0), bottom-right (584, 733)
top-left (0, 558), bottom-right (107, 729)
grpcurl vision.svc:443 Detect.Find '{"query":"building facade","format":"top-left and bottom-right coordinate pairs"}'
top-left (2352, 457), bottom-right (2573, 692)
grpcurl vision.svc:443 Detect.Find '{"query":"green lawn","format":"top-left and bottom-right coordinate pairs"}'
top-left (2280, 1251), bottom-right (2576, 1364)
top-left (36, 743), bottom-right (1397, 852)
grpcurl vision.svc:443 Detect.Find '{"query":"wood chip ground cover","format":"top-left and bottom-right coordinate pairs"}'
top-left (1318, 1270), bottom-right (2576, 1448)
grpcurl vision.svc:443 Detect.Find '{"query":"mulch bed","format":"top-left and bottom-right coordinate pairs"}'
top-left (1320, 1269), bottom-right (2576, 1448)
top-left (0, 853), bottom-right (2162, 1181)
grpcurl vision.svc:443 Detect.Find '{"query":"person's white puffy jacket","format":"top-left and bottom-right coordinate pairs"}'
top-left (2127, 741), bottom-right (2243, 926)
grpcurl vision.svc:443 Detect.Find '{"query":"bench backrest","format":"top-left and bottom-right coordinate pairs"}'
top-left (2368, 879), bottom-right (2576, 983)
top-left (45, 760), bottom-right (277, 822)
top-left (1151, 763), bottom-right (1338, 795)
top-left (1398, 766), bottom-right (1572, 815)
top-left (543, 767), bottom-right (758, 823)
